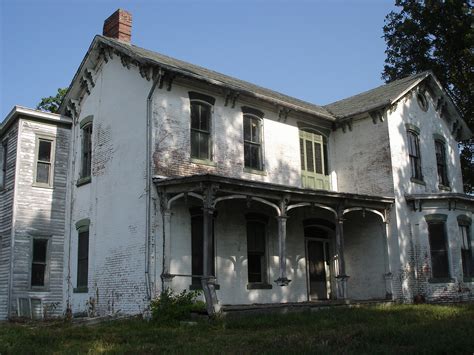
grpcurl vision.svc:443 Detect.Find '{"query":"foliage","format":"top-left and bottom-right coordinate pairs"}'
top-left (150, 288), bottom-right (206, 323)
top-left (36, 88), bottom-right (67, 114)
top-left (382, 0), bottom-right (473, 193)
top-left (1, 304), bottom-right (473, 353)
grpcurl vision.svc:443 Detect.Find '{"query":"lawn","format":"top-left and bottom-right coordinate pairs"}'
top-left (1, 304), bottom-right (473, 354)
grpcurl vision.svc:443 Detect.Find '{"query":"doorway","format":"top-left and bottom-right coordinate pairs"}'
top-left (306, 239), bottom-right (332, 300)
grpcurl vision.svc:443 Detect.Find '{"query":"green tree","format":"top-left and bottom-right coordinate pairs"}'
top-left (36, 88), bottom-right (67, 114)
top-left (382, 0), bottom-right (473, 193)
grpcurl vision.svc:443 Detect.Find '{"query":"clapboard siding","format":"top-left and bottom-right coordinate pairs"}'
top-left (9, 119), bottom-right (70, 318)
top-left (0, 122), bottom-right (18, 320)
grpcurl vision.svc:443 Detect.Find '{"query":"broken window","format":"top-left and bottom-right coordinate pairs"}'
top-left (460, 223), bottom-right (473, 279)
top-left (407, 130), bottom-right (423, 181)
top-left (35, 138), bottom-right (54, 186)
top-left (77, 230), bottom-right (89, 289)
top-left (31, 238), bottom-right (48, 288)
top-left (246, 214), bottom-right (267, 284)
top-left (189, 92), bottom-right (215, 161)
top-left (427, 222), bottom-right (450, 279)
top-left (0, 140), bottom-right (7, 189)
top-left (190, 208), bottom-right (215, 287)
top-left (81, 123), bottom-right (92, 179)
top-left (435, 140), bottom-right (449, 187)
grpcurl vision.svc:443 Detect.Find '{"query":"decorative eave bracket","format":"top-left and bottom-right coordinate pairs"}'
top-left (369, 109), bottom-right (385, 125)
top-left (224, 89), bottom-right (240, 108)
top-left (277, 106), bottom-right (291, 123)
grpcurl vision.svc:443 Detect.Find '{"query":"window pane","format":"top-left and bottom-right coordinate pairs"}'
top-left (247, 220), bottom-right (265, 283)
top-left (31, 263), bottom-right (46, 287)
top-left (250, 145), bottom-right (261, 170)
top-left (428, 223), bottom-right (449, 278)
top-left (428, 224), bottom-right (446, 250)
top-left (191, 103), bottom-right (200, 130)
top-left (314, 142), bottom-right (323, 174)
top-left (248, 255), bottom-right (263, 283)
top-left (82, 125), bottom-right (92, 178)
top-left (323, 143), bottom-right (328, 176)
top-left (191, 131), bottom-right (199, 158)
top-left (250, 119), bottom-right (260, 143)
top-left (77, 231), bottom-right (89, 288)
top-left (243, 116), bottom-right (251, 141)
top-left (300, 138), bottom-right (305, 170)
top-left (38, 140), bottom-right (52, 162)
top-left (199, 133), bottom-right (210, 160)
top-left (33, 239), bottom-right (47, 263)
top-left (36, 162), bottom-right (50, 184)
top-left (199, 105), bottom-right (210, 132)
top-left (305, 140), bottom-right (314, 172)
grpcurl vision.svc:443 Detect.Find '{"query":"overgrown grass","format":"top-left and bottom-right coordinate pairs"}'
top-left (1, 304), bottom-right (473, 354)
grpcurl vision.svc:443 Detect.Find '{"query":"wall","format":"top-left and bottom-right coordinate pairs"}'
top-left (0, 122), bottom-right (18, 320)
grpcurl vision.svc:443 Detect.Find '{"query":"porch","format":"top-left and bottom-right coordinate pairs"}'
top-left (153, 174), bottom-right (394, 314)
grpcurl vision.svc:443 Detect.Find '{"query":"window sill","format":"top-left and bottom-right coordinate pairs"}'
top-left (189, 284), bottom-right (220, 291)
top-left (243, 167), bottom-right (267, 176)
top-left (191, 158), bottom-right (216, 167)
top-left (247, 283), bottom-right (272, 290)
top-left (76, 176), bottom-right (91, 187)
top-left (410, 177), bottom-right (426, 186)
top-left (438, 184), bottom-right (451, 191)
top-left (32, 183), bottom-right (54, 189)
top-left (428, 277), bottom-right (455, 284)
top-left (463, 277), bottom-right (474, 283)
top-left (73, 287), bottom-right (88, 294)
top-left (30, 287), bottom-right (49, 292)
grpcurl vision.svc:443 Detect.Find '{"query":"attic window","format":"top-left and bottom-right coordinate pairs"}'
top-left (417, 92), bottom-right (428, 112)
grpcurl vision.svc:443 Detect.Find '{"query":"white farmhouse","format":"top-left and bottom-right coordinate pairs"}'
top-left (0, 9), bottom-right (472, 319)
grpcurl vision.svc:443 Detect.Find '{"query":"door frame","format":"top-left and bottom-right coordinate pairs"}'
top-left (305, 237), bottom-right (334, 301)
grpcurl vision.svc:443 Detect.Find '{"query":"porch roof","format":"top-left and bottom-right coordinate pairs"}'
top-left (153, 174), bottom-right (394, 214)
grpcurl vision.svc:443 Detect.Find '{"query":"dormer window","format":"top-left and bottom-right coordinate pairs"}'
top-left (189, 92), bottom-right (215, 161)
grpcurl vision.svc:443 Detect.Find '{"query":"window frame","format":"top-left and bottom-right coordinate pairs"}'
top-left (190, 100), bottom-right (213, 161)
top-left (74, 218), bottom-right (90, 293)
top-left (406, 128), bottom-right (423, 183)
top-left (434, 139), bottom-right (449, 188)
top-left (458, 215), bottom-right (473, 281)
top-left (29, 236), bottom-right (51, 291)
top-left (246, 213), bottom-right (271, 289)
top-left (33, 135), bottom-right (56, 188)
top-left (78, 115), bottom-right (93, 186)
top-left (425, 214), bottom-right (451, 282)
top-left (0, 139), bottom-right (8, 190)
top-left (243, 113), bottom-right (264, 172)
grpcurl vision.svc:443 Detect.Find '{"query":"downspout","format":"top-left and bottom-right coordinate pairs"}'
top-left (145, 68), bottom-right (162, 300)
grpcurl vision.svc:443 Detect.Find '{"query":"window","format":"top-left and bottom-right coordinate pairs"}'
top-left (435, 140), bottom-right (449, 187)
top-left (459, 216), bottom-right (473, 279)
top-left (81, 123), bottom-right (92, 179)
top-left (300, 130), bottom-right (330, 190)
top-left (189, 92), bottom-right (215, 161)
top-left (190, 208), bottom-right (215, 287)
top-left (75, 219), bottom-right (90, 292)
top-left (407, 130), bottom-right (423, 181)
top-left (242, 107), bottom-right (264, 171)
top-left (31, 238), bottom-right (48, 288)
top-left (426, 215), bottom-right (450, 279)
top-left (246, 214), bottom-right (268, 285)
top-left (34, 137), bottom-right (54, 186)
top-left (0, 140), bottom-right (7, 189)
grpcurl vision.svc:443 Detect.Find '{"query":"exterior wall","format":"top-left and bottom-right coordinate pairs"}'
top-left (0, 122), bottom-right (18, 320)
top-left (66, 56), bottom-right (152, 316)
top-left (8, 119), bottom-right (70, 318)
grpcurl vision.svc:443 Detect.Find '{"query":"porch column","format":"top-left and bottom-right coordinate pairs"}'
top-left (201, 185), bottom-right (220, 315)
top-left (275, 215), bottom-right (291, 286)
top-left (161, 206), bottom-right (174, 289)
top-left (335, 215), bottom-right (349, 299)
top-left (382, 221), bottom-right (393, 299)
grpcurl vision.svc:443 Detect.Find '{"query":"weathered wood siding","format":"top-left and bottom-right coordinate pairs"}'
top-left (9, 119), bottom-right (70, 318)
top-left (0, 122), bottom-right (18, 320)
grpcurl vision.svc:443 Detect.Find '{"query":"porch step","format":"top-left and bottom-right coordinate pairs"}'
top-left (221, 299), bottom-right (394, 317)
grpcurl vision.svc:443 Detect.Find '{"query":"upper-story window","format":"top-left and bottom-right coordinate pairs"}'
top-left (79, 115), bottom-right (93, 185)
top-left (407, 128), bottom-right (423, 182)
top-left (242, 107), bottom-right (264, 171)
top-left (300, 129), bottom-right (329, 190)
top-left (34, 137), bottom-right (54, 187)
top-left (0, 140), bottom-right (7, 189)
top-left (435, 140), bottom-right (449, 187)
top-left (189, 92), bottom-right (215, 161)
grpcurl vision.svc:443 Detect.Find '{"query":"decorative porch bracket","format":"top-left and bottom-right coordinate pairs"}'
top-left (335, 208), bottom-right (349, 299)
top-left (275, 197), bottom-right (291, 286)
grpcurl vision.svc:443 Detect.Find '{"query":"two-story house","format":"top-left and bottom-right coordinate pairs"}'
top-left (0, 106), bottom-right (71, 319)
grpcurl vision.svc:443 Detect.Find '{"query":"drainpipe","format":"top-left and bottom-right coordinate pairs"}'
top-left (145, 68), bottom-right (162, 300)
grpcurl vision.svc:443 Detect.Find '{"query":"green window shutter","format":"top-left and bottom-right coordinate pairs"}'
top-left (300, 130), bottom-right (330, 190)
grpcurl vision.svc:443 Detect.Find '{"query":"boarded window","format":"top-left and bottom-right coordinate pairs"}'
top-left (31, 239), bottom-right (48, 287)
top-left (0, 140), bottom-right (7, 188)
top-left (81, 124), bottom-right (92, 178)
top-left (190, 102), bottom-right (212, 160)
top-left (77, 230), bottom-right (89, 288)
top-left (407, 130), bottom-right (422, 180)
top-left (435, 140), bottom-right (449, 187)
top-left (35, 138), bottom-right (53, 185)
top-left (460, 224), bottom-right (473, 278)
top-left (246, 218), bottom-right (267, 283)
top-left (427, 223), bottom-right (450, 279)
top-left (243, 115), bottom-right (263, 170)
top-left (191, 211), bottom-right (215, 286)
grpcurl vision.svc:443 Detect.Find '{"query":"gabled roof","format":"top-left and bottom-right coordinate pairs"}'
top-left (324, 72), bottom-right (431, 119)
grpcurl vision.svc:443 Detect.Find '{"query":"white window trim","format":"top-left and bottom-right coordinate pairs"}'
top-left (32, 134), bottom-right (56, 188)
top-left (29, 236), bottom-right (52, 291)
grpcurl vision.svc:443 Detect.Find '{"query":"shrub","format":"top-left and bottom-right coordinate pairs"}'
top-left (150, 289), bottom-right (206, 323)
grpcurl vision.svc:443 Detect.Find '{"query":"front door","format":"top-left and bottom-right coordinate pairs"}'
top-left (307, 240), bottom-right (331, 300)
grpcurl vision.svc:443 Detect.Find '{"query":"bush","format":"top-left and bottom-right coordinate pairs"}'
top-left (150, 289), bottom-right (206, 323)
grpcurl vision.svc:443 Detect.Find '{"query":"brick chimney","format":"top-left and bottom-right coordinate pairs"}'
top-left (103, 9), bottom-right (132, 43)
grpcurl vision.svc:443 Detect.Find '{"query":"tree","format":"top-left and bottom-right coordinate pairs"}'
top-left (36, 88), bottom-right (67, 114)
top-left (382, 0), bottom-right (473, 193)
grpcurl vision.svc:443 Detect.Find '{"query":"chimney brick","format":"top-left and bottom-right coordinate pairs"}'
top-left (103, 9), bottom-right (132, 43)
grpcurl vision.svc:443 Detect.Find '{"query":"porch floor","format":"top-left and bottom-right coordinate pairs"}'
top-left (221, 299), bottom-right (394, 317)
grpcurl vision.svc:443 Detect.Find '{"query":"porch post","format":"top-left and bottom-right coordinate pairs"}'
top-left (275, 215), bottom-right (291, 286)
top-left (335, 213), bottom-right (349, 299)
top-left (201, 185), bottom-right (220, 315)
top-left (161, 209), bottom-right (173, 289)
top-left (382, 220), bottom-right (393, 299)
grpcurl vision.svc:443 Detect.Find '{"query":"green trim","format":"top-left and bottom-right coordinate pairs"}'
top-left (73, 287), bottom-right (88, 293)
top-left (247, 283), bottom-right (273, 290)
top-left (76, 176), bottom-right (91, 187)
top-left (457, 215), bottom-right (472, 226)
top-left (191, 158), bottom-right (216, 167)
top-left (243, 167), bottom-right (267, 176)
top-left (424, 214), bottom-right (447, 223)
top-left (405, 123), bottom-right (420, 134)
top-left (75, 218), bottom-right (90, 232)
top-left (79, 115), bottom-right (93, 129)
top-left (410, 177), bottom-right (426, 186)
top-left (433, 133), bottom-right (446, 143)
top-left (428, 277), bottom-right (455, 284)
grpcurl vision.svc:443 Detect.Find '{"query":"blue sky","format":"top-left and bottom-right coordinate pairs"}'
top-left (1, 0), bottom-right (396, 119)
